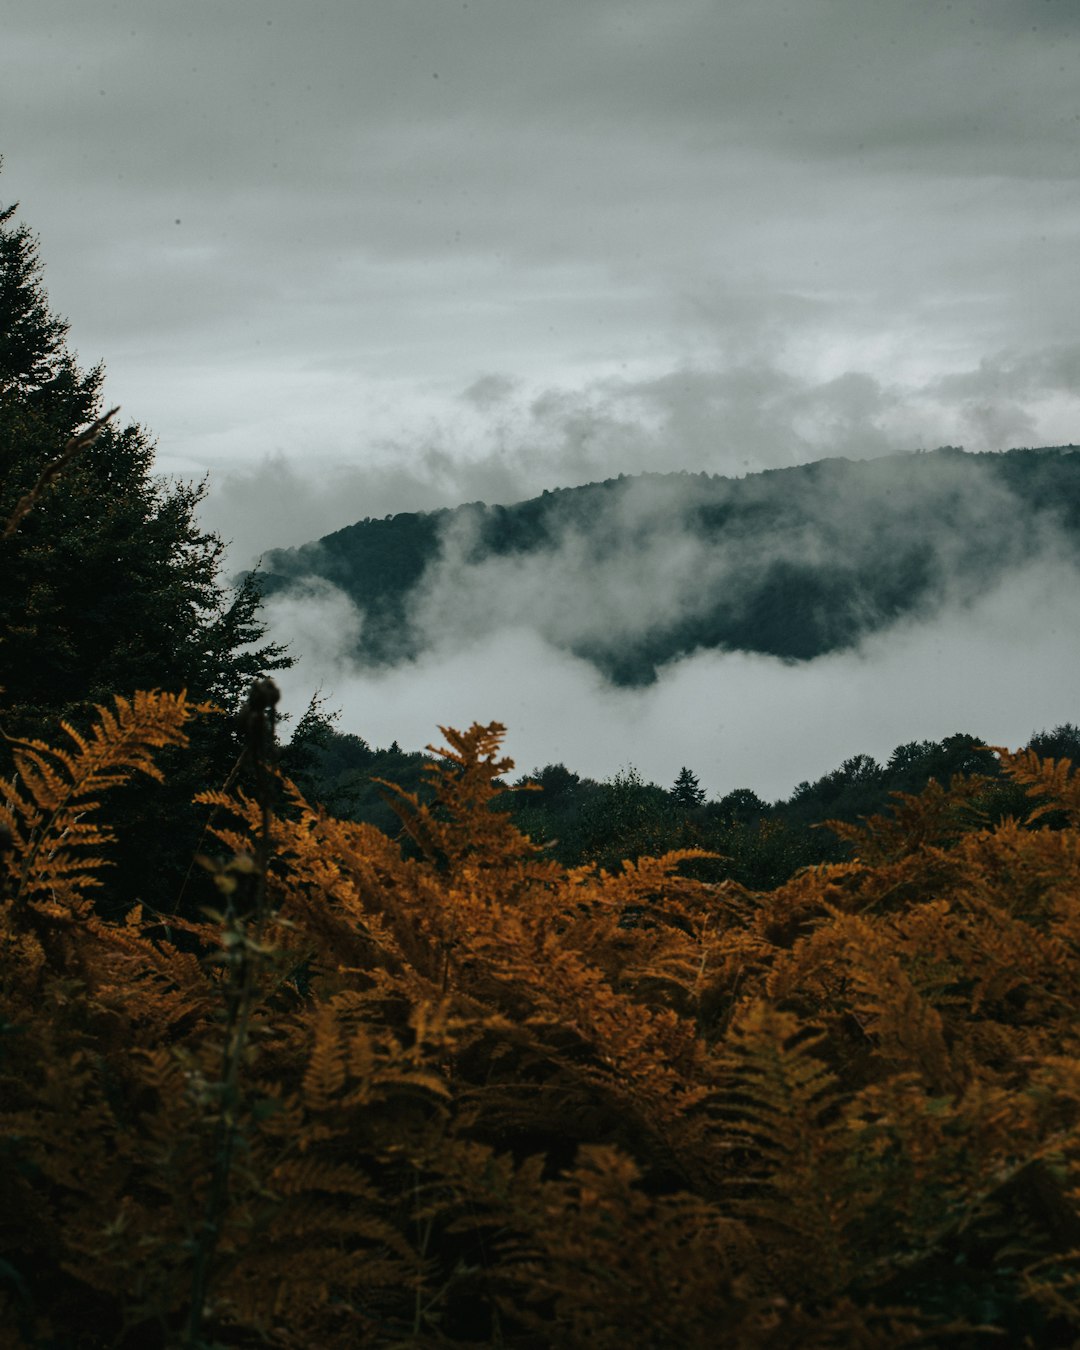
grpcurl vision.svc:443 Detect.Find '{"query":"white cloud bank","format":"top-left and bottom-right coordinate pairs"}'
top-left (263, 557), bottom-right (1080, 802)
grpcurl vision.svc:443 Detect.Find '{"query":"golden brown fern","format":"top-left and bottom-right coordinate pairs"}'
top-left (0, 690), bottom-right (205, 906)
top-left (5, 712), bottom-right (1080, 1347)
top-left (995, 745), bottom-right (1080, 825)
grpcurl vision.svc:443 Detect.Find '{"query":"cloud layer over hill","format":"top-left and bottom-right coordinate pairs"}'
top-left (406, 452), bottom-right (1066, 675)
top-left (261, 451), bottom-right (1080, 797)
top-left (8, 0), bottom-right (1080, 577)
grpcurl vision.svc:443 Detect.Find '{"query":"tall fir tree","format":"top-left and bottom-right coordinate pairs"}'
top-left (0, 183), bottom-right (291, 911)
top-left (671, 765), bottom-right (706, 807)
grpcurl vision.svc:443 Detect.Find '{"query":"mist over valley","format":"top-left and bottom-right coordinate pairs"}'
top-left (256, 445), bottom-right (1080, 799)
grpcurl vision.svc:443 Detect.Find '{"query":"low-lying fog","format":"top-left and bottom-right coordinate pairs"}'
top-left (263, 554), bottom-right (1080, 801)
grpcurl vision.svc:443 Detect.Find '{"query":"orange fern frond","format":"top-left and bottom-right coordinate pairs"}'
top-left (994, 745), bottom-right (1080, 824)
top-left (1, 690), bottom-right (206, 904)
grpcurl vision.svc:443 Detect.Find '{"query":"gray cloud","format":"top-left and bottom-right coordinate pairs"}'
top-left (461, 374), bottom-right (519, 409)
top-left (928, 344), bottom-right (1080, 404)
top-left (5, 0), bottom-right (1080, 494)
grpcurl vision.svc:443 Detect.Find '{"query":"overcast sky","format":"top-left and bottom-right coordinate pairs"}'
top-left (4, 0), bottom-right (1080, 792)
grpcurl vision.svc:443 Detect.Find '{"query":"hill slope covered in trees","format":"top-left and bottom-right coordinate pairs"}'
top-left (258, 445), bottom-right (1080, 685)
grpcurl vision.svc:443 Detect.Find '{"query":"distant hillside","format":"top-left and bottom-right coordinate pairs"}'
top-left (255, 445), bottom-right (1080, 686)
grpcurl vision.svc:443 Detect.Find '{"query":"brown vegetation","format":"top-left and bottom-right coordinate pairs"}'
top-left (1, 692), bottom-right (1079, 1346)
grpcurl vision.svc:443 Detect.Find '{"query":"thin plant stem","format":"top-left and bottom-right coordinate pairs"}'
top-left (183, 678), bottom-right (279, 1347)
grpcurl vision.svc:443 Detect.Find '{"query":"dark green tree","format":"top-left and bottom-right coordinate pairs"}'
top-left (671, 765), bottom-right (706, 807)
top-left (1027, 722), bottom-right (1080, 764)
top-left (573, 766), bottom-right (683, 871)
top-left (0, 199), bottom-right (286, 726)
top-left (715, 786), bottom-right (768, 825)
top-left (0, 186), bottom-right (290, 911)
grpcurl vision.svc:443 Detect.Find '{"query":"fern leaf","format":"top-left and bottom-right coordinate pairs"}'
top-left (995, 746), bottom-right (1080, 824)
top-left (717, 1000), bottom-right (863, 1295)
top-left (301, 1007), bottom-right (348, 1112)
top-left (2, 691), bottom-right (205, 904)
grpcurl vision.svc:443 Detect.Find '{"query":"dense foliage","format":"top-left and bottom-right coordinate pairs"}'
top-left (2, 700), bottom-right (1080, 1346)
top-left (300, 724), bottom-right (1073, 891)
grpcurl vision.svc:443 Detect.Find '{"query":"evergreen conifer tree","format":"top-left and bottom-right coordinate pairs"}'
top-left (0, 182), bottom-right (290, 910)
top-left (671, 765), bottom-right (706, 807)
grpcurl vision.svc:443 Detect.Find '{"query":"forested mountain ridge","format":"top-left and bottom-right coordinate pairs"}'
top-left (256, 444), bottom-right (1080, 685)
